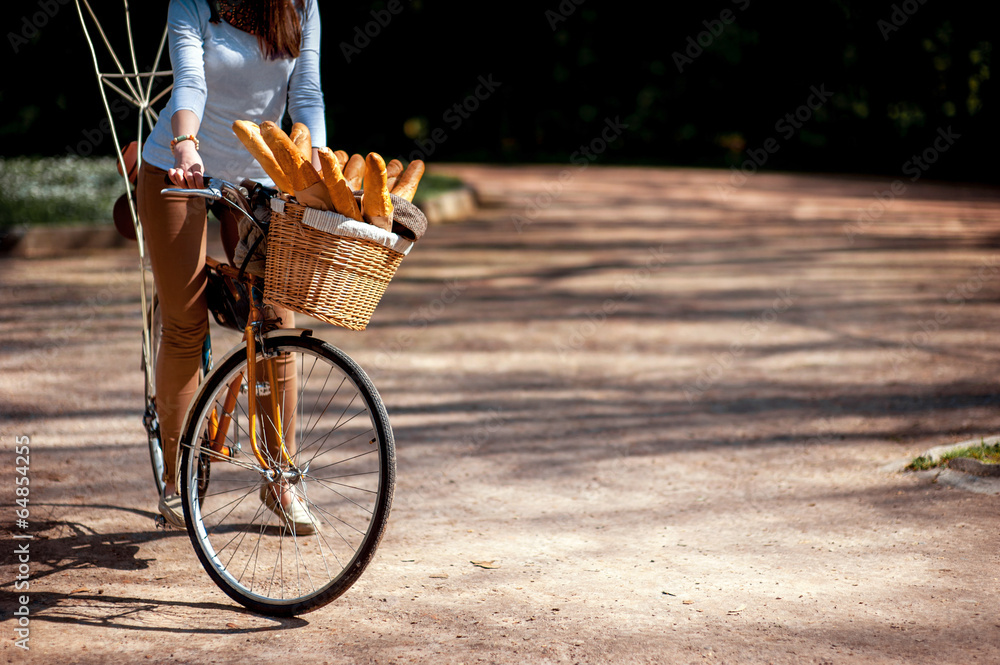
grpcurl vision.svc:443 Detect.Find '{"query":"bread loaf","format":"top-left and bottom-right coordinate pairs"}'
top-left (391, 159), bottom-right (425, 202)
top-left (290, 122), bottom-right (311, 161)
top-left (343, 153), bottom-right (365, 191)
top-left (317, 147), bottom-right (339, 183)
top-left (385, 159), bottom-right (403, 192)
top-left (361, 152), bottom-right (394, 231)
top-left (260, 121), bottom-right (321, 191)
top-left (232, 120), bottom-right (295, 193)
top-left (317, 147), bottom-right (363, 222)
top-left (333, 150), bottom-right (349, 168)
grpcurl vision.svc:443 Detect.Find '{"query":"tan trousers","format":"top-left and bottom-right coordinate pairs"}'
top-left (137, 162), bottom-right (295, 487)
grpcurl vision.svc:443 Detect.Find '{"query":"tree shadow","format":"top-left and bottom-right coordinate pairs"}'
top-left (1, 506), bottom-right (309, 633)
top-left (24, 590), bottom-right (306, 634)
top-left (0, 511), bottom-right (175, 587)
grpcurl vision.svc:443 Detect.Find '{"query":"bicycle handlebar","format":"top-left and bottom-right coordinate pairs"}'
top-left (161, 176), bottom-right (278, 235)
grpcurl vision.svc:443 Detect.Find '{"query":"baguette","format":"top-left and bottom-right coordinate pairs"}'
top-left (260, 120), bottom-right (321, 191)
top-left (290, 122), bottom-right (312, 161)
top-left (232, 120), bottom-right (295, 193)
top-left (391, 159), bottom-right (425, 202)
top-left (317, 147), bottom-right (363, 221)
top-left (343, 153), bottom-right (365, 191)
top-left (333, 150), bottom-right (349, 168)
top-left (361, 152), bottom-right (394, 231)
top-left (385, 159), bottom-right (403, 192)
top-left (317, 147), bottom-right (341, 183)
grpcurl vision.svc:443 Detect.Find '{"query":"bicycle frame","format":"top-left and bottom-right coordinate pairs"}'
top-left (177, 325), bottom-right (317, 483)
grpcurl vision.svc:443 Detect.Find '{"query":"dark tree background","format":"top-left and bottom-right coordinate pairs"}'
top-left (2, 0), bottom-right (995, 183)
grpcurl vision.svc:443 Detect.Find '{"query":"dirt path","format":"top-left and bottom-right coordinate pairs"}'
top-left (3, 165), bottom-right (1000, 664)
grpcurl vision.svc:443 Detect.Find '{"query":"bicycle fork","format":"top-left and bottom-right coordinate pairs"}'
top-left (205, 299), bottom-right (293, 476)
top-left (244, 318), bottom-right (293, 472)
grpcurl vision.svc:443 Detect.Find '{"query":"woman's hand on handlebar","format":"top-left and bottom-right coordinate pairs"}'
top-left (168, 141), bottom-right (205, 188)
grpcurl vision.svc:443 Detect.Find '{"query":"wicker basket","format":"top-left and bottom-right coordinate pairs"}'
top-left (263, 199), bottom-right (408, 331)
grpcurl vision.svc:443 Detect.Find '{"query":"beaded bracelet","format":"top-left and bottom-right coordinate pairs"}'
top-left (170, 134), bottom-right (200, 151)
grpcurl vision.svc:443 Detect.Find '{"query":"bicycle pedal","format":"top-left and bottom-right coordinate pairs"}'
top-left (153, 514), bottom-right (168, 530)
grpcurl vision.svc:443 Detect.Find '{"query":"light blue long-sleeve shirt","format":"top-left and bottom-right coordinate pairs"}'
top-left (143, 0), bottom-right (326, 185)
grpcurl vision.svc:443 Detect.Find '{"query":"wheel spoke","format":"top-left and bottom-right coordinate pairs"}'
top-left (180, 337), bottom-right (394, 615)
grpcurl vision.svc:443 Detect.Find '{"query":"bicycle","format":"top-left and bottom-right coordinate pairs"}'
top-left (147, 176), bottom-right (397, 617)
top-left (73, 0), bottom-right (400, 616)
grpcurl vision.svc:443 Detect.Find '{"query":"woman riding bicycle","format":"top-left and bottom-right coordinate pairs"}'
top-left (137, 0), bottom-right (324, 531)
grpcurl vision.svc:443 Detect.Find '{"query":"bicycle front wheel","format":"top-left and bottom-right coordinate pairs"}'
top-left (178, 332), bottom-right (395, 616)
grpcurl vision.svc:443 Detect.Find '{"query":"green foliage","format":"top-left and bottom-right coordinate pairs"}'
top-left (2, 3), bottom-right (995, 181)
top-left (0, 157), bottom-right (122, 228)
top-left (906, 455), bottom-right (936, 471)
top-left (906, 440), bottom-right (1000, 471)
top-left (0, 157), bottom-right (462, 227)
top-left (411, 173), bottom-right (465, 206)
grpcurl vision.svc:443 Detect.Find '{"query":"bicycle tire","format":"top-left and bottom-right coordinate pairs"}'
top-left (178, 332), bottom-right (395, 616)
top-left (145, 296), bottom-right (166, 497)
top-left (146, 408), bottom-right (166, 496)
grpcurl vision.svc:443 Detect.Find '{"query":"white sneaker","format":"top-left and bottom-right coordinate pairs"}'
top-left (157, 490), bottom-right (185, 529)
top-left (260, 484), bottom-right (321, 535)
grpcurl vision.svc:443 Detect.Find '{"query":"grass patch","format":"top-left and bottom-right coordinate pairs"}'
top-left (906, 440), bottom-right (1000, 471)
top-left (412, 173), bottom-right (466, 206)
top-left (0, 157), bottom-right (465, 228)
top-left (0, 156), bottom-right (124, 228)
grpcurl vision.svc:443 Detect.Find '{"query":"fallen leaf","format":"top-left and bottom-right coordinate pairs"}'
top-left (662, 591), bottom-right (676, 596)
top-left (429, 574), bottom-right (448, 579)
top-left (70, 588), bottom-right (89, 594)
top-left (226, 623), bottom-right (239, 629)
top-left (728, 604), bottom-right (747, 614)
top-left (470, 560), bottom-right (500, 569)
top-left (682, 600), bottom-right (695, 605)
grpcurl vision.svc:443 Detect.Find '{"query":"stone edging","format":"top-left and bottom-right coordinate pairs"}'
top-left (416, 185), bottom-right (478, 225)
top-left (0, 223), bottom-right (131, 258)
top-left (0, 186), bottom-right (478, 259)
top-left (884, 435), bottom-right (1000, 495)
top-left (947, 456), bottom-right (1000, 477)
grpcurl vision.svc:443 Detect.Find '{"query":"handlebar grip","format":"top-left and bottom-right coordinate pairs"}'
top-left (162, 172), bottom-right (213, 187)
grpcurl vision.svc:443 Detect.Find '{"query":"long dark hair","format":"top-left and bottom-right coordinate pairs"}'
top-left (209, 0), bottom-right (305, 60)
